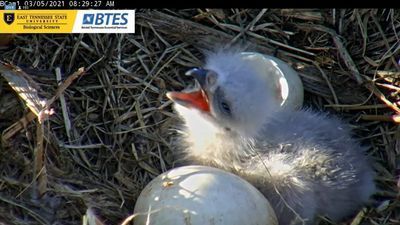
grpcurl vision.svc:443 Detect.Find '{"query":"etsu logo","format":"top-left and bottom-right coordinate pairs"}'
top-left (82, 13), bottom-right (128, 25)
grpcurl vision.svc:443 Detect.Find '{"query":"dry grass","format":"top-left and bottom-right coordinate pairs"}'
top-left (0, 9), bottom-right (399, 225)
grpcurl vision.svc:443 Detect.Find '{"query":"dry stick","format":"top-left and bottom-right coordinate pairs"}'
top-left (33, 121), bottom-right (47, 199)
top-left (49, 38), bottom-right (67, 68)
top-left (0, 61), bottom-right (45, 117)
top-left (325, 104), bottom-right (388, 110)
top-left (360, 114), bottom-right (400, 123)
top-left (296, 23), bottom-right (364, 85)
top-left (68, 33), bottom-right (84, 72)
top-left (46, 67), bottom-right (86, 109)
top-left (1, 67), bottom-right (86, 142)
top-left (38, 67), bottom-right (85, 123)
top-left (375, 82), bottom-right (400, 92)
top-left (1, 112), bottom-right (36, 144)
top-left (365, 82), bottom-right (400, 114)
top-left (55, 67), bottom-right (73, 143)
top-left (313, 62), bottom-right (340, 105)
top-left (248, 9), bottom-right (268, 31)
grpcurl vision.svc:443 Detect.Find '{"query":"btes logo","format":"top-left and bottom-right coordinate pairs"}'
top-left (82, 13), bottom-right (128, 25)
top-left (3, 13), bottom-right (14, 25)
top-left (82, 14), bottom-right (94, 25)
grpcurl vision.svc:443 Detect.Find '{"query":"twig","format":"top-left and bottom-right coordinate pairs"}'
top-left (313, 62), bottom-right (339, 105)
top-left (1, 111), bottom-right (36, 144)
top-left (296, 23), bottom-right (364, 84)
top-left (365, 82), bottom-right (400, 114)
top-left (55, 67), bottom-right (72, 143)
top-left (0, 61), bottom-right (46, 117)
top-left (1, 67), bottom-right (86, 143)
top-left (325, 104), bottom-right (387, 110)
top-left (33, 121), bottom-right (47, 199)
top-left (360, 114), bottom-right (400, 123)
top-left (375, 82), bottom-right (400, 92)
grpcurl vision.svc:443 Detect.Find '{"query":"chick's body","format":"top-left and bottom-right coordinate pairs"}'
top-left (175, 105), bottom-right (375, 225)
top-left (168, 51), bottom-right (375, 225)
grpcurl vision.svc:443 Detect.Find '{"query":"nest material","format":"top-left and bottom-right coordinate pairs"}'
top-left (0, 9), bottom-right (399, 225)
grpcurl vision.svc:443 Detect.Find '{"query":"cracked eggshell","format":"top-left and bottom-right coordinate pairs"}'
top-left (134, 165), bottom-right (278, 225)
top-left (240, 52), bottom-right (304, 110)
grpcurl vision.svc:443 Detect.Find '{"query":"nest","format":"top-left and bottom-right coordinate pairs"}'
top-left (0, 9), bottom-right (399, 225)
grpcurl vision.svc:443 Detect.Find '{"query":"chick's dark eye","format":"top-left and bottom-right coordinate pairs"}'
top-left (215, 87), bottom-right (231, 116)
top-left (221, 101), bottom-right (231, 114)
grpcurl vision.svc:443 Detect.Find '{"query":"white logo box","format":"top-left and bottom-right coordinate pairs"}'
top-left (72, 10), bottom-right (135, 33)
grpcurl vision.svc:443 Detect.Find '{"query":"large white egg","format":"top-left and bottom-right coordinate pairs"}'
top-left (133, 165), bottom-right (278, 225)
top-left (240, 52), bottom-right (304, 110)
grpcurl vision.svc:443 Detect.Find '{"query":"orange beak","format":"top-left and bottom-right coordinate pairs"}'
top-left (166, 89), bottom-right (210, 112)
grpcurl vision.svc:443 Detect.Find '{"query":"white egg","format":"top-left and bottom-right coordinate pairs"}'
top-left (134, 165), bottom-right (278, 225)
top-left (240, 52), bottom-right (304, 109)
